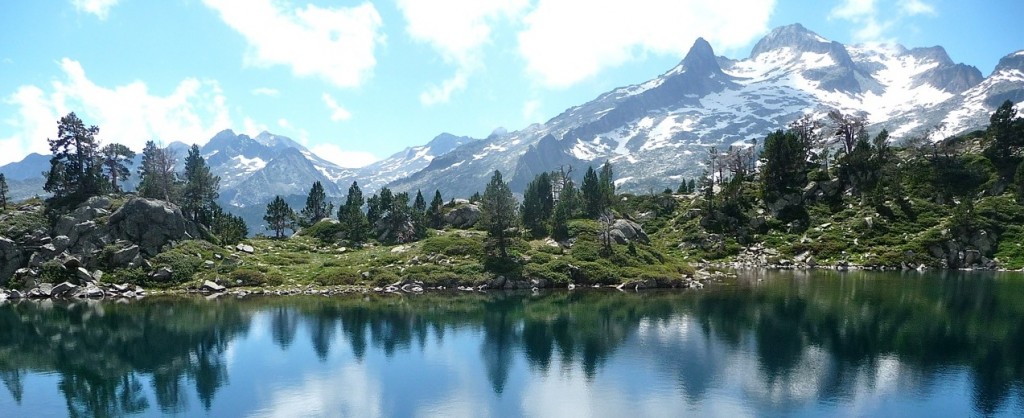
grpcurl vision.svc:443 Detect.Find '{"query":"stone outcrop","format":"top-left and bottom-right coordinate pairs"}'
top-left (605, 219), bottom-right (650, 244)
top-left (108, 198), bottom-right (200, 256)
top-left (445, 204), bottom-right (481, 228)
top-left (0, 237), bottom-right (24, 283)
top-left (1, 196), bottom-right (203, 284)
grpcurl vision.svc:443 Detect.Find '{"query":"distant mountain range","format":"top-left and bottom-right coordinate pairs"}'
top-left (3, 23), bottom-right (1022, 232)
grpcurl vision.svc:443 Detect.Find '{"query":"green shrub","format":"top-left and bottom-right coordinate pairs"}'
top-left (228, 268), bottom-right (276, 286)
top-left (570, 239), bottom-right (601, 262)
top-left (299, 220), bottom-right (345, 243)
top-left (421, 235), bottom-right (485, 257)
top-left (524, 261), bottom-right (570, 285)
top-left (150, 252), bottom-right (201, 284)
top-left (573, 261), bottom-right (619, 285)
top-left (39, 260), bottom-right (75, 284)
top-left (567, 219), bottom-right (599, 238)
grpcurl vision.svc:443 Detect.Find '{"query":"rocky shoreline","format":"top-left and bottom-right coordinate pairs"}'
top-left (0, 268), bottom-right (733, 302)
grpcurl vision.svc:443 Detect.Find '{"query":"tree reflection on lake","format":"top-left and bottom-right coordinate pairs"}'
top-left (1, 270), bottom-right (1023, 417)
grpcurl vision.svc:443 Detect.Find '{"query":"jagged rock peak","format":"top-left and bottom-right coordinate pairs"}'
top-left (909, 46), bottom-right (954, 66)
top-left (253, 131), bottom-right (302, 150)
top-left (750, 23), bottom-right (831, 57)
top-left (681, 37), bottom-right (724, 75)
top-left (994, 50), bottom-right (1024, 73)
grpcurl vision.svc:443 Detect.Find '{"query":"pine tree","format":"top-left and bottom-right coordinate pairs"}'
top-left (984, 100), bottom-right (1023, 180)
top-left (521, 172), bottom-right (553, 237)
top-left (551, 178), bottom-right (580, 241)
top-left (0, 173), bottom-right (8, 210)
top-left (366, 194), bottom-right (382, 227)
top-left (426, 190), bottom-right (445, 229)
top-left (760, 130), bottom-right (808, 203)
top-left (210, 203), bottom-right (248, 245)
top-left (598, 160), bottom-right (615, 210)
top-left (383, 191), bottom-right (412, 244)
top-left (338, 181), bottom-right (369, 243)
top-left (677, 178), bottom-right (689, 194)
top-left (181, 144), bottom-right (220, 226)
top-left (264, 196), bottom-right (295, 239)
top-left (480, 170), bottom-right (519, 258)
top-left (299, 181), bottom-right (333, 227)
top-left (44, 112), bottom-right (103, 199)
top-left (138, 141), bottom-right (180, 202)
top-left (99, 143), bottom-right (135, 193)
top-left (412, 190), bottom-right (428, 239)
top-left (581, 166), bottom-right (602, 217)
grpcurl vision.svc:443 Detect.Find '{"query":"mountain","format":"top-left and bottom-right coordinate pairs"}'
top-left (338, 132), bottom-right (477, 193)
top-left (3, 23), bottom-right (1023, 220)
top-left (389, 23), bottom-right (1020, 196)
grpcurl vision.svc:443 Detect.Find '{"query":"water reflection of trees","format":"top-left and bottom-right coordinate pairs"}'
top-left (0, 298), bottom-right (248, 416)
top-left (2, 271), bottom-right (1023, 416)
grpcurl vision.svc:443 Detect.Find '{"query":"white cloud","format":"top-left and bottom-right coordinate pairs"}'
top-left (203, 0), bottom-right (384, 88)
top-left (251, 87), bottom-right (280, 97)
top-left (397, 0), bottom-right (528, 104)
top-left (321, 93), bottom-right (352, 121)
top-left (243, 117), bottom-right (268, 138)
top-left (311, 143), bottom-right (377, 168)
top-left (516, 0), bottom-right (777, 88)
top-left (830, 0), bottom-right (936, 42)
top-left (0, 58), bottom-right (232, 165)
top-left (522, 99), bottom-right (541, 124)
top-left (419, 70), bottom-right (469, 106)
top-left (71, 0), bottom-right (120, 19)
top-left (900, 0), bottom-right (936, 16)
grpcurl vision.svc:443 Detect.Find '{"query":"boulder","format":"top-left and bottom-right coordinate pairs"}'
top-left (62, 256), bottom-right (83, 270)
top-left (75, 267), bottom-right (94, 284)
top-left (236, 244), bottom-right (254, 254)
top-left (79, 284), bottom-right (104, 298)
top-left (109, 245), bottom-right (140, 268)
top-left (608, 219), bottom-right (650, 244)
top-left (445, 204), bottom-right (481, 228)
top-left (38, 283), bottom-right (53, 297)
top-left (0, 237), bottom-right (25, 284)
top-left (51, 281), bottom-right (78, 297)
top-left (203, 260), bottom-right (215, 269)
top-left (201, 280), bottom-right (225, 292)
top-left (108, 198), bottom-right (200, 257)
top-left (151, 267), bottom-right (173, 282)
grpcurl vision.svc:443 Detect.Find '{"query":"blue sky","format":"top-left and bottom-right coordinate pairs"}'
top-left (1, 0), bottom-right (1022, 167)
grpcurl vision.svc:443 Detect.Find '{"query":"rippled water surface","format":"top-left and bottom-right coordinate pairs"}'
top-left (2, 270), bottom-right (1024, 417)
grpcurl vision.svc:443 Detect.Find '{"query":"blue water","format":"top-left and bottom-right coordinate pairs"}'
top-left (1, 269), bottom-right (1023, 417)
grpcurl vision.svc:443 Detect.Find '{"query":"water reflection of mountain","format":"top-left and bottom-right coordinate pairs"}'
top-left (0, 270), bottom-right (1022, 416)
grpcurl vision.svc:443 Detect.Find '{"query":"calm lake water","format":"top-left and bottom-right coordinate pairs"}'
top-left (2, 270), bottom-right (1024, 417)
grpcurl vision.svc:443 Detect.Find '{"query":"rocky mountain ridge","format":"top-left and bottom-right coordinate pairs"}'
top-left (3, 23), bottom-right (1023, 214)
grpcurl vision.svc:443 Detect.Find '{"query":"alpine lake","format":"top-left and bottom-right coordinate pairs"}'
top-left (1, 269), bottom-right (1023, 417)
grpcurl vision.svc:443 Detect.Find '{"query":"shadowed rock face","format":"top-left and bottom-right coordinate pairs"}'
top-left (108, 198), bottom-right (201, 257)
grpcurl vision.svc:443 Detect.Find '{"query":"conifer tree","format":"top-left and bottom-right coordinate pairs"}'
top-left (426, 190), bottom-right (445, 229)
top-left (480, 170), bottom-right (518, 258)
top-left (598, 161), bottom-right (615, 210)
top-left (264, 196), bottom-right (295, 239)
top-left (581, 166), bottom-right (602, 217)
top-left (44, 112), bottom-right (103, 199)
top-left (552, 178), bottom-right (580, 241)
top-left (182, 144), bottom-right (220, 226)
top-left (0, 173), bottom-right (8, 210)
top-left (521, 172), bottom-right (554, 237)
top-left (138, 141), bottom-right (180, 202)
top-left (299, 181), bottom-right (333, 227)
top-left (99, 143), bottom-right (135, 193)
top-left (338, 181), bottom-right (369, 243)
top-left (210, 203), bottom-right (248, 245)
top-left (412, 190), bottom-right (428, 239)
